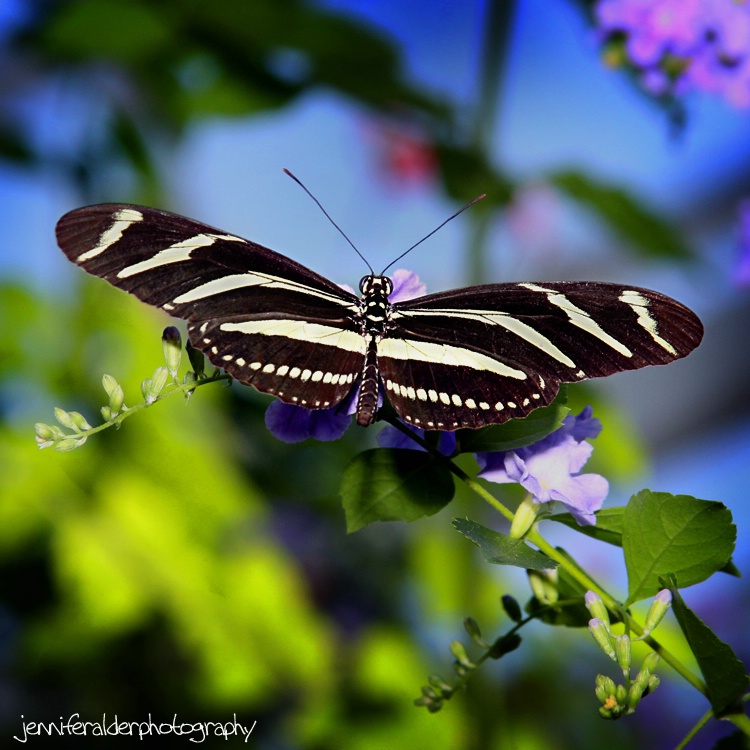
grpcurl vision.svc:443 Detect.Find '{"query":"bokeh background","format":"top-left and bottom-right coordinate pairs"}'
top-left (1, 0), bottom-right (749, 747)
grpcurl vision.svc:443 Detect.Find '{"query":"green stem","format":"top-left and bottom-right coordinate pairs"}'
top-left (725, 710), bottom-right (750, 739)
top-left (48, 371), bottom-right (230, 447)
top-left (473, 0), bottom-right (516, 152)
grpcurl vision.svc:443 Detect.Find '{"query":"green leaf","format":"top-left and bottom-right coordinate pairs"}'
top-left (455, 390), bottom-right (569, 454)
top-left (451, 518), bottom-right (557, 569)
top-left (551, 171), bottom-right (692, 260)
top-left (623, 490), bottom-right (736, 604)
top-left (42, 0), bottom-right (174, 63)
top-left (341, 449), bottom-right (454, 532)
top-left (548, 506), bottom-right (625, 547)
top-left (665, 577), bottom-right (749, 717)
top-left (720, 559), bottom-right (742, 578)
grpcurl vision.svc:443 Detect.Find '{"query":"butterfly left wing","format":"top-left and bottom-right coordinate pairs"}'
top-left (379, 281), bottom-right (703, 430)
top-left (56, 204), bottom-right (366, 409)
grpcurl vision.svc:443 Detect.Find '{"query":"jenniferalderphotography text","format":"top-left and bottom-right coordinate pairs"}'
top-left (14, 714), bottom-right (257, 743)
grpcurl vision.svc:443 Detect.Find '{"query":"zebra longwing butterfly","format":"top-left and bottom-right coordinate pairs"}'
top-left (55, 203), bottom-right (703, 431)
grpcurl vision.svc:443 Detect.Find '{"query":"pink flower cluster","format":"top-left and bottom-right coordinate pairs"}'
top-left (596, 0), bottom-right (750, 107)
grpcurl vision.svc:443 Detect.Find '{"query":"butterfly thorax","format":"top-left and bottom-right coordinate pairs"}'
top-left (357, 275), bottom-right (394, 339)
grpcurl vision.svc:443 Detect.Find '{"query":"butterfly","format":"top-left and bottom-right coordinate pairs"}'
top-left (56, 202), bottom-right (703, 431)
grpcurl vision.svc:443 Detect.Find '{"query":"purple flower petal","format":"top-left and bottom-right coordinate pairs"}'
top-left (265, 400), bottom-right (352, 443)
top-left (551, 474), bottom-right (610, 526)
top-left (476, 407), bottom-right (608, 525)
top-left (389, 269), bottom-right (426, 302)
top-left (562, 404), bottom-right (602, 442)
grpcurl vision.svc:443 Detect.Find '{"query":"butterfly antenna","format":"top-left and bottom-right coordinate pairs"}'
top-left (380, 193), bottom-right (486, 276)
top-left (284, 168), bottom-right (374, 275)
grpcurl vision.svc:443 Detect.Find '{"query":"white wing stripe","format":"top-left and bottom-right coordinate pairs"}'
top-left (521, 283), bottom-right (633, 358)
top-left (173, 272), bottom-right (354, 308)
top-left (78, 208), bottom-right (143, 262)
top-left (396, 308), bottom-right (576, 367)
top-left (117, 233), bottom-right (244, 278)
top-left (619, 290), bottom-right (677, 355)
top-left (379, 338), bottom-right (526, 379)
top-left (219, 319), bottom-right (366, 354)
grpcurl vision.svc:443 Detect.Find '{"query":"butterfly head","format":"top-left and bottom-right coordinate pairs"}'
top-left (359, 275), bottom-right (393, 298)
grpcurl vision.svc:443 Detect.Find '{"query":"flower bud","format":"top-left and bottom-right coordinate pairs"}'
top-left (54, 407), bottom-right (78, 431)
top-left (584, 591), bottom-right (610, 627)
top-left (510, 494), bottom-right (540, 539)
top-left (428, 674), bottom-right (452, 693)
top-left (68, 411), bottom-right (92, 431)
top-left (615, 634), bottom-right (632, 675)
top-left (151, 366), bottom-right (169, 396)
top-left (449, 640), bottom-right (475, 669)
top-left (528, 569), bottom-right (558, 605)
top-left (35, 422), bottom-right (56, 441)
top-left (627, 680), bottom-right (645, 710)
top-left (502, 594), bottom-right (523, 623)
top-left (141, 378), bottom-right (153, 402)
top-left (463, 617), bottom-right (486, 646)
top-left (588, 618), bottom-right (616, 660)
top-left (595, 674), bottom-right (616, 703)
top-left (35, 422), bottom-right (65, 449)
top-left (162, 326), bottom-right (182, 380)
top-left (642, 589), bottom-right (672, 636)
top-left (615, 683), bottom-right (628, 706)
top-left (487, 633), bottom-right (522, 659)
top-left (54, 436), bottom-right (86, 452)
top-left (142, 367), bottom-right (169, 405)
top-left (641, 651), bottom-right (660, 676)
top-left (102, 373), bottom-right (125, 413)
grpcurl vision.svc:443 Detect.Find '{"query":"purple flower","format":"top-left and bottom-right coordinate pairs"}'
top-left (265, 269), bottom-right (425, 443)
top-left (388, 268), bottom-right (427, 301)
top-left (595, 0), bottom-right (750, 108)
top-left (476, 407), bottom-right (609, 526)
top-left (265, 396), bottom-right (355, 443)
